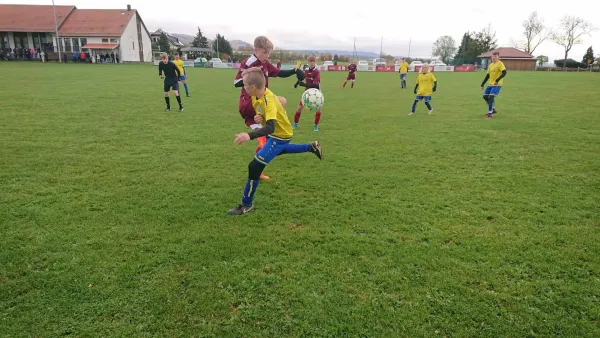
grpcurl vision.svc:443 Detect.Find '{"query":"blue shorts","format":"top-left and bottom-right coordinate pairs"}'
top-left (254, 137), bottom-right (291, 165)
top-left (400, 73), bottom-right (407, 80)
top-left (484, 85), bottom-right (501, 96)
top-left (179, 75), bottom-right (186, 81)
top-left (415, 95), bottom-right (432, 102)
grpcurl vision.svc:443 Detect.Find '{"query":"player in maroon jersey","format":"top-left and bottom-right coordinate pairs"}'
top-left (342, 59), bottom-right (357, 89)
top-left (293, 55), bottom-right (323, 132)
top-left (233, 36), bottom-right (304, 180)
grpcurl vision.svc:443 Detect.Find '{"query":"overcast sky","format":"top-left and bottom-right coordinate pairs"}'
top-left (5, 0), bottom-right (599, 60)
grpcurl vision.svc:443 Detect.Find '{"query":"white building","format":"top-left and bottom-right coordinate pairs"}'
top-left (150, 30), bottom-right (185, 51)
top-left (0, 4), bottom-right (152, 62)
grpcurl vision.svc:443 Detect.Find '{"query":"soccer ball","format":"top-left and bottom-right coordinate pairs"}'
top-left (301, 88), bottom-right (324, 111)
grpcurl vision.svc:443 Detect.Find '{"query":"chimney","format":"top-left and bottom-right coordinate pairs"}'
top-left (127, 4), bottom-right (131, 11)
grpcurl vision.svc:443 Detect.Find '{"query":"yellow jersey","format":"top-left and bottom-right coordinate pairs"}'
top-left (252, 89), bottom-right (293, 140)
top-left (399, 62), bottom-right (409, 74)
top-left (487, 60), bottom-right (506, 86)
top-left (173, 59), bottom-right (185, 77)
top-left (416, 72), bottom-right (437, 96)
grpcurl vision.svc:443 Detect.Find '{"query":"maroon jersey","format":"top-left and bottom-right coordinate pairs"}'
top-left (304, 66), bottom-right (321, 90)
top-left (234, 55), bottom-right (281, 99)
top-left (348, 64), bottom-right (357, 74)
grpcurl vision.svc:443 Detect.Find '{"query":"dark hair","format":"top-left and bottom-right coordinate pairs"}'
top-left (492, 51), bottom-right (500, 56)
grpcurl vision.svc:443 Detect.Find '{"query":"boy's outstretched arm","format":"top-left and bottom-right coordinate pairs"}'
top-left (247, 120), bottom-right (275, 139)
top-left (414, 84), bottom-right (419, 94)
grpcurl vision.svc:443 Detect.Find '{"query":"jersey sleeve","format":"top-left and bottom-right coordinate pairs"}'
top-left (500, 62), bottom-right (506, 71)
top-left (431, 74), bottom-right (437, 82)
top-left (234, 59), bottom-right (249, 85)
top-left (264, 92), bottom-right (278, 121)
top-left (266, 62), bottom-right (281, 77)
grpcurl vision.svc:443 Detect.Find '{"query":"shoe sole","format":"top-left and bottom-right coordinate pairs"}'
top-left (312, 142), bottom-right (323, 160)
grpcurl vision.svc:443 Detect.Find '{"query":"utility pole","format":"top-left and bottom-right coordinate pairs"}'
top-left (52, 0), bottom-right (62, 62)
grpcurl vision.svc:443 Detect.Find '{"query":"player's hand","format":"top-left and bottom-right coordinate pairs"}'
top-left (234, 133), bottom-right (251, 145)
top-left (480, 86), bottom-right (484, 90)
top-left (160, 75), bottom-right (164, 80)
top-left (433, 86), bottom-right (437, 92)
top-left (414, 89), bottom-right (417, 94)
top-left (254, 115), bottom-right (264, 124)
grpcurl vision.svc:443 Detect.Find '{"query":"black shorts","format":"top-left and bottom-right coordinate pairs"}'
top-left (163, 80), bottom-right (179, 92)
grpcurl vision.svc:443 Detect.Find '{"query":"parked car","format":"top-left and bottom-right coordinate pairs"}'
top-left (373, 58), bottom-right (386, 66)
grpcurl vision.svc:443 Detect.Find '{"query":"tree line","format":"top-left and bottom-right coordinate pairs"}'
top-left (432, 12), bottom-right (596, 69)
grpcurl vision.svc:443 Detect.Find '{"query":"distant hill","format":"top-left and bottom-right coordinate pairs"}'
top-left (170, 33), bottom-right (194, 45)
top-left (230, 40), bottom-right (252, 49)
top-left (288, 49), bottom-right (380, 58)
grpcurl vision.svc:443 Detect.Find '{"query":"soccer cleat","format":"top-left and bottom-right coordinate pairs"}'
top-left (165, 108), bottom-right (171, 112)
top-left (486, 113), bottom-right (493, 118)
top-left (178, 107), bottom-right (184, 112)
top-left (260, 173), bottom-right (271, 181)
top-left (409, 112), bottom-right (415, 115)
top-left (428, 110), bottom-right (433, 115)
top-left (292, 122), bottom-right (298, 129)
top-left (492, 108), bottom-right (497, 114)
top-left (186, 93), bottom-right (190, 97)
top-left (227, 204), bottom-right (255, 215)
top-left (313, 125), bottom-right (319, 132)
top-left (310, 141), bottom-right (323, 160)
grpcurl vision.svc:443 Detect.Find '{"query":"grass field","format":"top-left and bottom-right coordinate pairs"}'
top-left (1, 62), bottom-right (599, 337)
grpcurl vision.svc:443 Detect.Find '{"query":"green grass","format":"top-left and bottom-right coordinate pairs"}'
top-left (1, 62), bottom-right (599, 337)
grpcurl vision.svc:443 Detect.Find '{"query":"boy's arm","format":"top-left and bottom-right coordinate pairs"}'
top-left (158, 63), bottom-right (163, 77)
top-left (495, 70), bottom-right (507, 83)
top-left (234, 64), bottom-right (247, 87)
top-left (433, 81), bottom-right (437, 92)
top-left (481, 74), bottom-right (490, 87)
top-left (247, 120), bottom-right (275, 140)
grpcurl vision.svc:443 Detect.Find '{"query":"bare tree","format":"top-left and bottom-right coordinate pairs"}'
top-left (552, 16), bottom-right (594, 69)
top-left (522, 11), bottom-right (548, 54)
top-left (432, 35), bottom-right (457, 64)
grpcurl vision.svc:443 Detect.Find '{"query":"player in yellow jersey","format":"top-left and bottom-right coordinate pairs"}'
top-left (398, 58), bottom-right (409, 89)
top-left (173, 53), bottom-right (190, 97)
top-left (410, 64), bottom-right (437, 115)
top-left (228, 67), bottom-right (323, 215)
top-left (481, 51), bottom-right (507, 118)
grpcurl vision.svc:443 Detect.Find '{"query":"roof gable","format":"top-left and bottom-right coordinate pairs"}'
top-left (58, 9), bottom-right (135, 37)
top-left (479, 47), bottom-right (534, 59)
top-left (0, 4), bottom-right (75, 32)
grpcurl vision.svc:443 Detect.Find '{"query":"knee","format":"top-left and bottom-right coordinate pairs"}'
top-left (488, 95), bottom-right (495, 102)
top-left (248, 160), bottom-right (265, 180)
top-left (483, 94), bottom-right (489, 100)
top-left (277, 96), bottom-right (287, 107)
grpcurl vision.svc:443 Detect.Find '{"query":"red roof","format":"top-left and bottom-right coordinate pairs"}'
top-left (58, 9), bottom-right (135, 37)
top-left (82, 43), bottom-right (119, 49)
top-left (479, 47), bottom-right (534, 59)
top-left (0, 4), bottom-right (75, 32)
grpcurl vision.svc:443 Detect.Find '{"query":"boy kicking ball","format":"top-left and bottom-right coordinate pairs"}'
top-left (228, 67), bottom-right (323, 215)
top-left (410, 64), bottom-right (437, 115)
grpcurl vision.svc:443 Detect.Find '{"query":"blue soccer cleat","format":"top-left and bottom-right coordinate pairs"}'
top-left (313, 124), bottom-right (319, 132)
top-left (292, 122), bottom-right (298, 129)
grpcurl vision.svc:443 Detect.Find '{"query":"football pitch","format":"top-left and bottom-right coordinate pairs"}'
top-left (1, 62), bottom-right (599, 336)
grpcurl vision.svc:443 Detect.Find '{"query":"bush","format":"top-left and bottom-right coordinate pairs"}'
top-left (554, 59), bottom-right (588, 68)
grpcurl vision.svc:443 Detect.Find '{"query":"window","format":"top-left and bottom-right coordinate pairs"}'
top-left (72, 38), bottom-right (80, 52)
top-left (132, 41), bottom-right (135, 50)
top-left (80, 38), bottom-right (87, 48)
top-left (110, 38), bottom-right (118, 43)
top-left (0, 32), bottom-right (7, 49)
top-left (13, 32), bottom-right (28, 49)
top-left (63, 38), bottom-right (71, 52)
top-left (102, 38), bottom-right (109, 43)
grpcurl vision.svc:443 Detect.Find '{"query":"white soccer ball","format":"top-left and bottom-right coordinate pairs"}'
top-left (301, 88), bottom-right (324, 111)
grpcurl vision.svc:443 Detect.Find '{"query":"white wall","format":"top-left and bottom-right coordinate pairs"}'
top-left (139, 17), bottom-right (152, 62)
top-left (26, 33), bottom-right (34, 49)
top-left (119, 14), bottom-right (139, 62)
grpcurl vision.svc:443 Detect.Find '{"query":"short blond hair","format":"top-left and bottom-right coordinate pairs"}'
top-left (420, 64), bottom-right (430, 73)
top-left (254, 36), bottom-right (274, 52)
top-left (160, 52), bottom-right (167, 58)
top-left (242, 67), bottom-right (266, 89)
